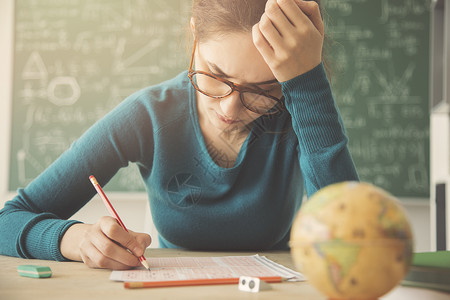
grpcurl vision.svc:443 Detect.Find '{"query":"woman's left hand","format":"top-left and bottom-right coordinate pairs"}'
top-left (252, 0), bottom-right (324, 82)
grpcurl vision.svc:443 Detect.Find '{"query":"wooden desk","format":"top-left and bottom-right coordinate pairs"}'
top-left (0, 249), bottom-right (449, 300)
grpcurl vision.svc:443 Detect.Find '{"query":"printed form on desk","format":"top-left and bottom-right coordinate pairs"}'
top-left (110, 255), bottom-right (305, 282)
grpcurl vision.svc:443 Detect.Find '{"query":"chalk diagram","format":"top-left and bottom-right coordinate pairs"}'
top-left (22, 51), bottom-right (81, 106)
top-left (47, 76), bottom-right (81, 106)
top-left (113, 38), bottom-right (164, 74)
top-left (22, 51), bottom-right (47, 80)
top-left (167, 173), bottom-right (203, 208)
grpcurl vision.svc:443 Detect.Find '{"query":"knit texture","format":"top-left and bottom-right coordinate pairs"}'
top-left (0, 63), bottom-right (358, 260)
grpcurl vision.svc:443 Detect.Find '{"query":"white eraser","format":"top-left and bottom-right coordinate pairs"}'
top-left (238, 276), bottom-right (272, 293)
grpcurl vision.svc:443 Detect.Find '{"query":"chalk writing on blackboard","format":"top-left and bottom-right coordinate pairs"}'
top-left (324, 0), bottom-right (430, 198)
top-left (10, 0), bottom-right (191, 192)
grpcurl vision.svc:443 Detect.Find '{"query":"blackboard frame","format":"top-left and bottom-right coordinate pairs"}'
top-left (429, 0), bottom-right (450, 251)
top-left (0, 0), bottom-right (15, 204)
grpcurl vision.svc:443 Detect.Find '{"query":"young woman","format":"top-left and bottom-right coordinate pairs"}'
top-left (0, 0), bottom-right (358, 270)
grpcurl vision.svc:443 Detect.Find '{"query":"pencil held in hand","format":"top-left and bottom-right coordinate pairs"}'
top-left (89, 175), bottom-right (150, 270)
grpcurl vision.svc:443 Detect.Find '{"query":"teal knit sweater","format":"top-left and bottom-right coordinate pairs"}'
top-left (0, 63), bottom-right (358, 261)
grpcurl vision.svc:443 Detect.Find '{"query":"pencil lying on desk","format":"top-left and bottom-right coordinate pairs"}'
top-left (124, 276), bottom-right (284, 289)
top-left (89, 175), bottom-right (150, 271)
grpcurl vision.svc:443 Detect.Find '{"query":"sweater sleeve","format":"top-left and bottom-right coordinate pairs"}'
top-left (0, 93), bottom-right (154, 261)
top-left (281, 63), bottom-right (359, 197)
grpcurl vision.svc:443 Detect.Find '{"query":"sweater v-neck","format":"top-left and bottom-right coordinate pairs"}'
top-left (188, 84), bottom-right (252, 173)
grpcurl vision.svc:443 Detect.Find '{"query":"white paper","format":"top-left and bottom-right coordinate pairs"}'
top-left (110, 255), bottom-right (305, 282)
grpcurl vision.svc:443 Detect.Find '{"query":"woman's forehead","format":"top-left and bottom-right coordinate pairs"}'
top-left (197, 33), bottom-right (276, 84)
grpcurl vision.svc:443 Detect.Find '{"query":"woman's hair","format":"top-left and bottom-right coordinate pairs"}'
top-left (192, 0), bottom-right (322, 41)
top-left (191, 0), bottom-right (267, 41)
top-left (190, 0), bottom-right (330, 78)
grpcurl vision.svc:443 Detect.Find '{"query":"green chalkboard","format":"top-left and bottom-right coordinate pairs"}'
top-left (323, 0), bottom-right (430, 198)
top-left (9, 0), bottom-right (191, 192)
top-left (9, 0), bottom-right (430, 197)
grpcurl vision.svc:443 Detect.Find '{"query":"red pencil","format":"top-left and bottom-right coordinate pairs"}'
top-left (89, 175), bottom-right (150, 270)
top-left (124, 276), bottom-right (284, 289)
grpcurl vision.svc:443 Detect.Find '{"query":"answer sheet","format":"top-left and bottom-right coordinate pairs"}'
top-left (110, 255), bottom-right (304, 282)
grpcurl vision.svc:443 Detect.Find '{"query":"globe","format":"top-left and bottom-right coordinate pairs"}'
top-left (290, 181), bottom-right (413, 300)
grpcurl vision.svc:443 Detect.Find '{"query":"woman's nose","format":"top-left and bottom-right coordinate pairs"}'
top-left (219, 91), bottom-right (243, 118)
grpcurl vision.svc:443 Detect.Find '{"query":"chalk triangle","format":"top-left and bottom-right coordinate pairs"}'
top-left (22, 51), bottom-right (48, 80)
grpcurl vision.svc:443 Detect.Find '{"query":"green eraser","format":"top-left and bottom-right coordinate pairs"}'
top-left (17, 265), bottom-right (52, 278)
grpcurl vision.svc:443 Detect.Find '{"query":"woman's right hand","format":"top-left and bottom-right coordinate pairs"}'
top-left (252, 0), bottom-right (324, 82)
top-left (60, 216), bottom-right (151, 270)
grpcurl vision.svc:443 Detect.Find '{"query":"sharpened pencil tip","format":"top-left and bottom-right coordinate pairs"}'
top-left (141, 258), bottom-right (150, 271)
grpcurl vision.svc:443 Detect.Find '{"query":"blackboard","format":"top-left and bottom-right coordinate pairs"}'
top-left (9, 0), bottom-right (430, 197)
top-left (323, 0), bottom-right (430, 198)
top-left (9, 0), bottom-right (191, 192)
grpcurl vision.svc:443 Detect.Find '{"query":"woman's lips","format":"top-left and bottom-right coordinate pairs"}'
top-left (216, 112), bottom-right (239, 124)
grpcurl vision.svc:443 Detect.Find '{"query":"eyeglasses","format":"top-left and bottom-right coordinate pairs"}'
top-left (188, 41), bottom-right (285, 115)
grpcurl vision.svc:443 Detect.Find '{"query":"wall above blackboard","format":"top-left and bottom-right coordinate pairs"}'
top-left (8, 0), bottom-right (430, 198)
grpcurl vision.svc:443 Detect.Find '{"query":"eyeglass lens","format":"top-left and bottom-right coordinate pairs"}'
top-left (192, 73), bottom-right (282, 114)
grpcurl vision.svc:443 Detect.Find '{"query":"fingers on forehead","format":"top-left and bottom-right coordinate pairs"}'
top-left (270, 0), bottom-right (303, 23)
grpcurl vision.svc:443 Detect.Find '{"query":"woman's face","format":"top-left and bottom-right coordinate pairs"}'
top-left (194, 33), bottom-right (280, 133)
